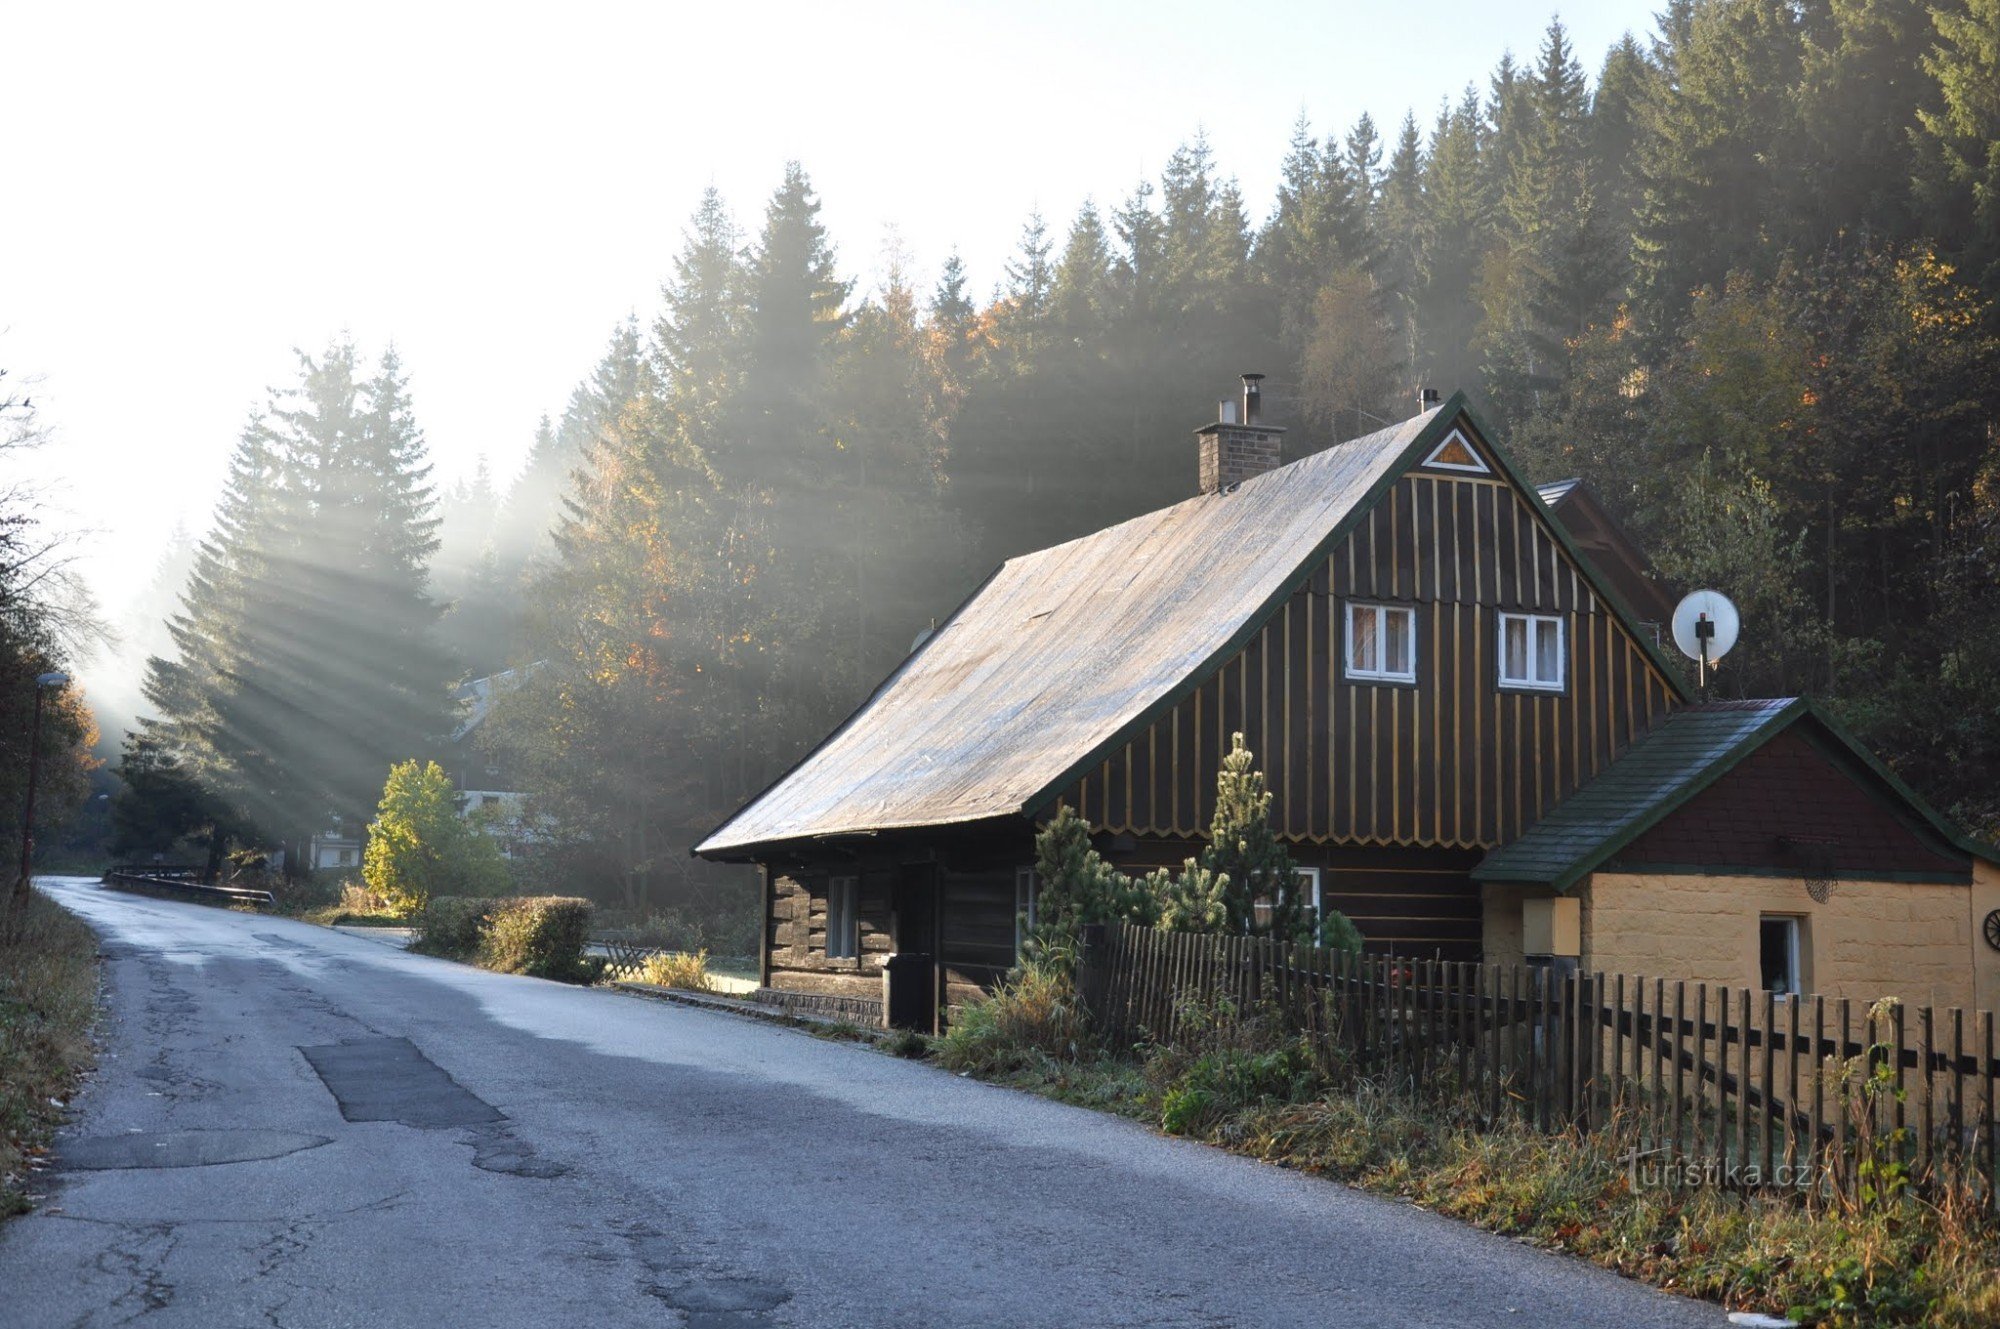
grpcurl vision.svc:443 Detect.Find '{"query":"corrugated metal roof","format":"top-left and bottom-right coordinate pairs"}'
top-left (696, 406), bottom-right (1450, 857)
top-left (1474, 699), bottom-right (1803, 889)
top-left (1536, 478), bottom-right (1582, 507)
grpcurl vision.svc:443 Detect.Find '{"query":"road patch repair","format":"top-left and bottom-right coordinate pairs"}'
top-left (60, 1130), bottom-right (330, 1170)
top-left (299, 1036), bottom-right (502, 1128)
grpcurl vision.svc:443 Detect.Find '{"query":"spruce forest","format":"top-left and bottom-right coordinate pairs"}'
top-left (119, 1), bottom-right (2000, 922)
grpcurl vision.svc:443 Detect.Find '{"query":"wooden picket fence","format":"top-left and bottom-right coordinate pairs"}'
top-left (1077, 921), bottom-right (2000, 1203)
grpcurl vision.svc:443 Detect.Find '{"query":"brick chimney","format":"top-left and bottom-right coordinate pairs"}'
top-left (1197, 374), bottom-right (1286, 494)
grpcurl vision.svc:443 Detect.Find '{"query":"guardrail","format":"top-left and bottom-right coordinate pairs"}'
top-left (101, 866), bottom-right (276, 908)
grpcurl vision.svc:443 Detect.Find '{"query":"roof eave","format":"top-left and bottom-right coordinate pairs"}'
top-left (1473, 699), bottom-right (1809, 891)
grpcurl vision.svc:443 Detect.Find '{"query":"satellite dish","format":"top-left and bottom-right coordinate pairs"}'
top-left (1671, 589), bottom-right (1740, 684)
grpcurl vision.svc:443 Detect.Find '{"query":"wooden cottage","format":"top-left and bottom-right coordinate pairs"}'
top-left (696, 384), bottom-right (2000, 1029)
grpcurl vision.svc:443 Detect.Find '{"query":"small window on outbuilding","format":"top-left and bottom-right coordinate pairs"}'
top-left (826, 876), bottom-right (859, 960)
top-left (1760, 916), bottom-right (1802, 995)
top-left (1346, 603), bottom-right (1417, 684)
top-left (1498, 612), bottom-right (1565, 691)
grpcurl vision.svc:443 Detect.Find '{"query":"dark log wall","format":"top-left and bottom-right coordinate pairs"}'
top-left (764, 870), bottom-right (894, 1000)
top-left (763, 838), bottom-right (1034, 1007)
top-left (1107, 837), bottom-right (1485, 961)
top-left (1062, 458), bottom-right (1681, 850)
top-left (940, 869), bottom-right (1017, 1007)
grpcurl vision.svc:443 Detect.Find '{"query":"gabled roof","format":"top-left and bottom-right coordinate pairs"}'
top-left (1474, 698), bottom-right (1994, 890)
top-left (698, 405), bottom-right (1450, 857)
top-left (697, 394), bottom-right (1690, 860)
top-left (1535, 478), bottom-right (1676, 625)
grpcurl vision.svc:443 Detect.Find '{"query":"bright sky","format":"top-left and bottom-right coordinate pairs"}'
top-left (2, 0), bottom-right (1661, 713)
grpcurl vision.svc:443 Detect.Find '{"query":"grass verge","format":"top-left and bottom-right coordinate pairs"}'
top-left (930, 977), bottom-right (2000, 1327)
top-left (0, 889), bottom-right (100, 1218)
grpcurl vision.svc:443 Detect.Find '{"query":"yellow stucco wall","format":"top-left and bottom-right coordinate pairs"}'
top-left (1579, 870), bottom-right (1988, 1009)
top-left (1972, 860), bottom-right (2000, 1012)
top-left (1479, 882), bottom-right (1542, 966)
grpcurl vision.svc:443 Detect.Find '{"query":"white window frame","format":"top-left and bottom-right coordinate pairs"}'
top-left (1344, 602), bottom-right (1417, 684)
top-left (1252, 867), bottom-right (1323, 932)
top-left (826, 875), bottom-right (859, 960)
top-left (1497, 611), bottom-right (1566, 692)
top-left (1760, 915), bottom-right (1803, 996)
top-left (1014, 867), bottom-right (1038, 958)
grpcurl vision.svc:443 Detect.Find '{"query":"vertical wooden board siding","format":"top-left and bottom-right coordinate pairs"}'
top-left (1070, 471), bottom-right (1675, 849)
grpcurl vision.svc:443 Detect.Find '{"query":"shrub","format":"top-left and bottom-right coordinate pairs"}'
top-left (477, 896), bottom-right (597, 981)
top-left (635, 949), bottom-right (712, 992)
top-left (363, 759), bottom-right (510, 913)
top-left (935, 964), bottom-right (1093, 1076)
top-left (883, 1028), bottom-right (930, 1059)
top-left (1141, 993), bottom-right (1330, 1138)
top-left (411, 895), bottom-right (493, 960)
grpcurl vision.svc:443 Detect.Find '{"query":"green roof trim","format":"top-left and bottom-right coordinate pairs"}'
top-left (1475, 698), bottom-right (1998, 890)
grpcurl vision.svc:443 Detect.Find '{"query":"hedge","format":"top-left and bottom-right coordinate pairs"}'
top-left (477, 896), bottom-right (598, 982)
top-left (411, 895), bottom-right (493, 960)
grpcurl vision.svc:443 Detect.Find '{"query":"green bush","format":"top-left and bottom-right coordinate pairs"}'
top-left (477, 896), bottom-right (597, 981)
top-left (364, 759), bottom-right (510, 912)
top-left (411, 895), bottom-right (493, 959)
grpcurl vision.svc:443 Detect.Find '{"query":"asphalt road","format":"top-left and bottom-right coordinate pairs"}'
top-left (1, 879), bottom-right (1732, 1328)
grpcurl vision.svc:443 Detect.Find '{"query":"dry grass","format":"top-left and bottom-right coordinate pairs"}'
top-left (934, 964), bottom-right (1094, 1076)
top-left (0, 889), bottom-right (100, 1218)
top-left (1229, 1084), bottom-right (2000, 1326)
top-left (634, 949), bottom-right (713, 992)
top-left (941, 977), bottom-right (2000, 1327)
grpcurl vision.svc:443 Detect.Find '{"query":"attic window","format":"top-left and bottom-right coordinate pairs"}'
top-left (1345, 603), bottom-right (1416, 684)
top-left (1499, 612), bottom-right (1565, 691)
top-left (1421, 428), bottom-right (1489, 474)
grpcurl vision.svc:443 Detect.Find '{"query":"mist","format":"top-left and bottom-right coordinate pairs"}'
top-left (7, 0), bottom-right (2000, 923)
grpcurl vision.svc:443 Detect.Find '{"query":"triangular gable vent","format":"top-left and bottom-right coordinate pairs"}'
top-left (1420, 428), bottom-right (1489, 474)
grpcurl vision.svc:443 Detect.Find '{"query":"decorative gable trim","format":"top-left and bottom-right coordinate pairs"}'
top-left (1420, 428), bottom-right (1490, 474)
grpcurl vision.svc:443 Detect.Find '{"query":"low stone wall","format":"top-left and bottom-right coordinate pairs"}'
top-left (751, 987), bottom-right (883, 1027)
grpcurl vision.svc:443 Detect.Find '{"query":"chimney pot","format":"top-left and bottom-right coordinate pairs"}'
top-left (1418, 386), bottom-right (1442, 413)
top-left (1196, 372), bottom-right (1286, 495)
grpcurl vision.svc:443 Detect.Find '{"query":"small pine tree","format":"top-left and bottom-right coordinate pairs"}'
top-left (1148, 858), bottom-right (1229, 933)
top-left (363, 760), bottom-right (508, 913)
top-left (1025, 803), bottom-right (1156, 971)
top-left (1203, 734), bottom-right (1308, 938)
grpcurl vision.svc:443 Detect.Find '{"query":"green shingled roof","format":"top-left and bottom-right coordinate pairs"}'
top-left (1476, 697), bottom-right (1997, 890)
top-left (1475, 699), bottom-right (1805, 890)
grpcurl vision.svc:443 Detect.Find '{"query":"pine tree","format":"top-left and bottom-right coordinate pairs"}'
top-left (1051, 202), bottom-right (1114, 337)
top-left (142, 343), bottom-right (455, 862)
top-left (996, 210), bottom-right (1055, 358)
top-left (1200, 735), bottom-right (1308, 939)
top-left (1914, 0), bottom-right (2000, 284)
top-left (1628, 0), bottom-right (1808, 340)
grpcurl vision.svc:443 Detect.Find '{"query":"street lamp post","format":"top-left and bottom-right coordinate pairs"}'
top-left (14, 671), bottom-right (70, 908)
